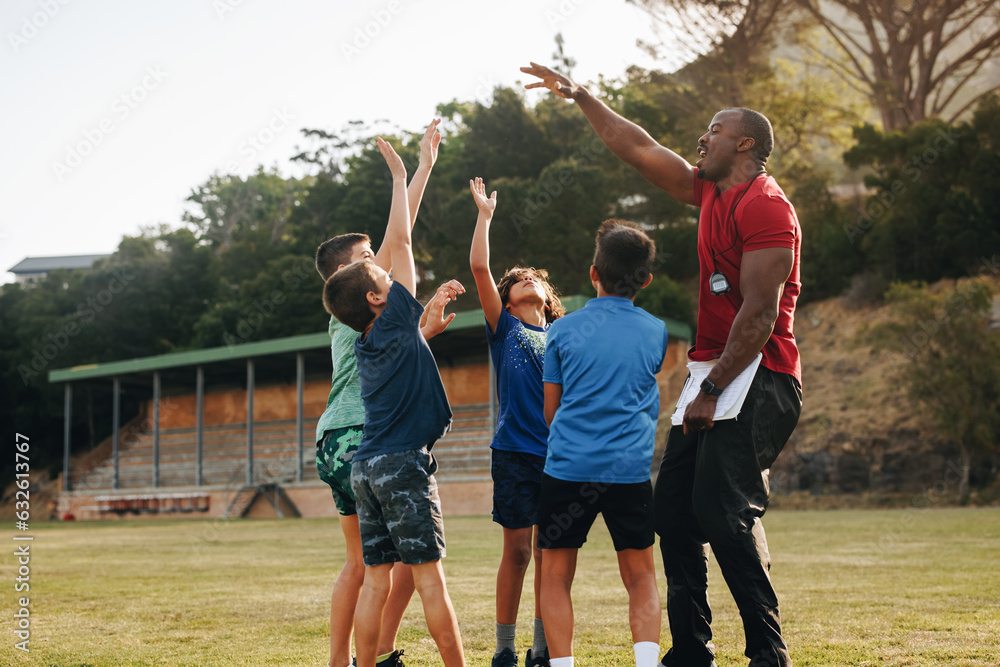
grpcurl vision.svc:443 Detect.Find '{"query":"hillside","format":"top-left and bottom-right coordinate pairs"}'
top-left (769, 276), bottom-right (1000, 507)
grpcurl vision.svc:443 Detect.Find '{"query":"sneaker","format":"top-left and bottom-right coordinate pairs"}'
top-left (492, 647), bottom-right (518, 667)
top-left (525, 648), bottom-right (549, 667)
top-left (376, 650), bottom-right (405, 667)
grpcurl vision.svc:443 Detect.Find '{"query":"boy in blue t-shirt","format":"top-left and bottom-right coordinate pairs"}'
top-left (323, 136), bottom-right (466, 667)
top-left (469, 178), bottom-right (565, 667)
top-left (313, 119), bottom-right (462, 667)
top-left (539, 220), bottom-right (669, 667)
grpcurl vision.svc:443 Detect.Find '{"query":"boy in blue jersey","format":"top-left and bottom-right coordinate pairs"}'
top-left (469, 178), bottom-right (564, 667)
top-left (323, 136), bottom-right (465, 667)
top-left (539, 219), bottom-right (669, 667)
top-left (313, 119), bottom-right (461, 667)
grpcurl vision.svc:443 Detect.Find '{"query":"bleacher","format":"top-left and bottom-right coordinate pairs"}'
top-left (72, 402), bottom-right (496, 495)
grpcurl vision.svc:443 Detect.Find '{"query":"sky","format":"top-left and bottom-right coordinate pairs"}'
top-left (0, 0), bottom-right (675, 283)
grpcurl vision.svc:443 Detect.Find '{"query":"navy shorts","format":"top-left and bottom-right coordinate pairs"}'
top-left (350, 447), bottom-right (447, 566)
top-left (536, 473), bottom-right (655, 552)
top-left (491, 448), bottom-right (546, 529)
top-left (316, 425), bottom-right (363, 516)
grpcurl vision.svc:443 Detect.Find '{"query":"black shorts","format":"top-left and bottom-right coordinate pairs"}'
top-left (536, 473), bottom-right (655, 551)
top-left (491, 449), bottom-right (546, 529)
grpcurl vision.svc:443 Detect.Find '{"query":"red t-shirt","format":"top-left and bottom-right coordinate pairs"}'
top-left (690, 173), bottom-right (802, 383)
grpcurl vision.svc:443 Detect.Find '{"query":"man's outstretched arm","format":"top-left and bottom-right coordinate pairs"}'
top-left (521, 62), bottom-right (698, 206)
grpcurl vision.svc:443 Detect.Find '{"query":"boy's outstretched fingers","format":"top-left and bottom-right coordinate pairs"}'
top-left (436, 279), bottom-right (465, 301)
top-left (470, 177), bottom-right (497, 213)
top-left (377, 136), bottom-right (406, 176)
top-left (420, 119), bottom-right (442, 166)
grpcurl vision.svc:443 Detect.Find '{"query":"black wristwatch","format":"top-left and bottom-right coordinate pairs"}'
top-left (700, 378), bottom-right (723, 397)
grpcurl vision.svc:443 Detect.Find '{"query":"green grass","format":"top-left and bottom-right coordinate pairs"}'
top-left (2, 509), bottom-right (999, 666)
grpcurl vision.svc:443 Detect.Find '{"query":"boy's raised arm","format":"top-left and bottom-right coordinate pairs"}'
top-left (374, 119), bottom-right (441, 272)
top-left (376, 137), bottom-right (416, 295)
top-left (468, 177), bottom-right (504, 332)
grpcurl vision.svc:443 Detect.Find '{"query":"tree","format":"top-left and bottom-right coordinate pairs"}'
top-left (843, 96), bottom-right (1000, 284)
top-left (793, 0), bottom-right (1000, 131)
top-left (860, 278), bottom-right (1000, 504)
top-left (632, 0), bottom-right (1000, 131)
top-left (628, 0), bottom-right (785, 106)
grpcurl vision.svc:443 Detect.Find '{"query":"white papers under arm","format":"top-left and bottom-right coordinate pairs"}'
top-left (670, 353), bottom-right (763, 426)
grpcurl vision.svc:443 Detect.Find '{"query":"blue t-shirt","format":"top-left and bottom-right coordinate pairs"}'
top-left (542, 297), bottom-right (668, 484)
top-left (354, 282), bottom-right (453, 462)
top-left (487, 309), bottom-right (549, 458)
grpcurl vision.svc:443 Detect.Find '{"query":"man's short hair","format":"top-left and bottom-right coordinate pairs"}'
top-left (592, 219), bottom-right (656, 298)
top-left (729, 107), bottom-right (774, 165)
top-left (323, 260), bottom-right (378, 332)
top-left (496, 266), bottom-right (566, 323)
top-left (315, 233), bottom-right (370, 281)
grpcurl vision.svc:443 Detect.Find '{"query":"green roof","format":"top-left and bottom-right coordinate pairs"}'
top-left (48, 295), bottom-right (692, 383)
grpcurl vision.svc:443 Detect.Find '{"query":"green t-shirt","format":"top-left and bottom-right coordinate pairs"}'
top-left (314, 316), bottom-right (366, 443)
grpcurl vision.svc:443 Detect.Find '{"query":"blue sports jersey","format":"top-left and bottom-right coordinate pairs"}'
top-left (354, 283), bottom-right (452, 461)
top-left (542, 296), bottom-right (668, 483)
top-left (487, 309), bottom-right (549, 458)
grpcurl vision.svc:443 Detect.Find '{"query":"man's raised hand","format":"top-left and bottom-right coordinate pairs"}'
top-left (520, 62), bottom-right (579, 100)
top-left (469, 177), bottom-right (497, 217)
top-left (376, 136), bottom-right (406, 179)
top-left (419, 118), bottom-right (442, 169)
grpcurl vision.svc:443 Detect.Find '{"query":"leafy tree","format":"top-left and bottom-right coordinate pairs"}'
top-left (843, 97), bottom-right (1000, 284)
top-left (793, 0), bottom-right (1000, 131)
top-left (628, 0), bottom-right (785, 106)
top-left (860, 278), bottom-right (1000, 503)
top-left (632, 0), bottom-right (1000, 131)
top-left (183, 168), bottom-right (311, 285)
top-left (635, 274), bottom-right (696, 329)
top-left (792, 171), bottom-right (864, 303)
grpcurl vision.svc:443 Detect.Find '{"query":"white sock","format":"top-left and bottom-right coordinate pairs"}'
top-left (550, 657), bottom-right (574, 667)
top-left (634, 641), bottom-right (660, 667)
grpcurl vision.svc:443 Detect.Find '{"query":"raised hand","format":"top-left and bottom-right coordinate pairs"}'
top-left (376, 136), bottom-right (406, 180)
top-left (520, 62), bottom-right (580, 100)
top-left (420, 279), bottom-right (466, 340)
top-left (419, 118), bottom-right (442, 169)
top-left (469, 177), bottom-right (497, 217)
top-left (434, 279), bottom-right (466, 302)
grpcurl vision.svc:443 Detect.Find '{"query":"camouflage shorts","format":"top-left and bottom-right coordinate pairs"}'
top-left (350, 447), bottom-right (447, 566)
top-left (317, 426), bottom-right (363, 516)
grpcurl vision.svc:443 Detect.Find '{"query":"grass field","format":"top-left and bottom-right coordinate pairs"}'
top-left (2, 508), bottom-right (999, 666)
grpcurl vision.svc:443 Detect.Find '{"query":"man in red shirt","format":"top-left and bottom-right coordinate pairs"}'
top-left (522, 63), bottom-right (802, 667)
